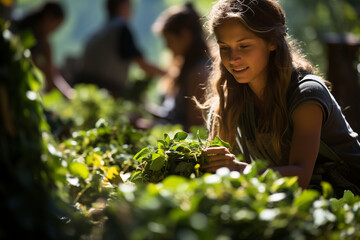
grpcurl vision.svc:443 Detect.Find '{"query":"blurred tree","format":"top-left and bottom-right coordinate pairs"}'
top-left (280, 0), bottom-right (360, 73)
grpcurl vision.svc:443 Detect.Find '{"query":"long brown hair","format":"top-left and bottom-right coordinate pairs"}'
top-left (201, 0), bottom-right (316, 159)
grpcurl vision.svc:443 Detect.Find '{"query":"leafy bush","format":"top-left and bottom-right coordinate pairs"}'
top-left (0, 20), bottom-right (90, 240)
top-left (104, 165), bottom-right (360, 240)
top-left (43, 84), bottom-right (150, 134)
top-left (58, 125), bottom-right (359, 240)
top-left (59, 119), bottom-right (149, 208)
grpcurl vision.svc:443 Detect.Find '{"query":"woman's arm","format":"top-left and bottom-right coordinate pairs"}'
top-left (35, 39), bottom-right (74, 99)
top-left (201, 103), bottom-right (323, 189)
top-left (271, 103), bottom-right (323, 188)
top-left (135, 56), bottom-right (166, 76)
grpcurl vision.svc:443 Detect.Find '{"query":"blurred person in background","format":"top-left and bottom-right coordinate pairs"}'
top-left (143, 2), bottom-right (210, 132)
top-left (11, 1), bottom-right (74, 99)
top-left (76, 0), bottom-right (165, 98)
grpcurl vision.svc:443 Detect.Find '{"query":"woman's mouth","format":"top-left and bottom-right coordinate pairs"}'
top-left (232, 66), bottom-right (249, 73)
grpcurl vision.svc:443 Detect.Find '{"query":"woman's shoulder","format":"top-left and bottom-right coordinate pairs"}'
top-left (287, 71), bottom-right (334, 122)
top-left (290, 70), bottom-right (326, 87)
top-left (288, 71), bottom-right (331, 98)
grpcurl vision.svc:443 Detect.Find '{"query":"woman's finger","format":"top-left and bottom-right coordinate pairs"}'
top-left (206, 153), bottom-right (235, 162)
top-left (202, 147), bottom-right (230, 155)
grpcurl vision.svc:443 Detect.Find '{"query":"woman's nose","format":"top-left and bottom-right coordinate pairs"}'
top-left (229, 49), bottom-right (241, 63)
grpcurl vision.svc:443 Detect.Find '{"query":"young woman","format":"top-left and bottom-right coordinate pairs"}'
top-left (147, 2), bottom-right (210, 131)
top-left (199, 0), bottom-right (360, 197)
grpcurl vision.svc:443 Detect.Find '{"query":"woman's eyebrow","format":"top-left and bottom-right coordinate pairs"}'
top-left (217, 37), bottom-right (252, 44)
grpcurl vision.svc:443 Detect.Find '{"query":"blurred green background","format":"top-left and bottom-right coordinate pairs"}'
top-left (10, 0), bottom-right (360, 76)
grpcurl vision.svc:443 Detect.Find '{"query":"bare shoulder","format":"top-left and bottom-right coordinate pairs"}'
top-left (292, 103), bottom-right (323, 136)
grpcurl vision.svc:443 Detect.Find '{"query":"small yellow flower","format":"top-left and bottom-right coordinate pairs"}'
top-left (194, 163), bottom-right (200, 176)
top-left (106, 166), bottom-right (120, 180)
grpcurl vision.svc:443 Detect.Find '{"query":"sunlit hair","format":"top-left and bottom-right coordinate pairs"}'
top-left (200, 0), bottom-right (319, 160)
top-left (152, 2), bottom-right (209, 96)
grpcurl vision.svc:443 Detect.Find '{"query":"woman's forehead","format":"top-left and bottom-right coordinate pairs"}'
top-left (215, 18), bottom-right (255, 42)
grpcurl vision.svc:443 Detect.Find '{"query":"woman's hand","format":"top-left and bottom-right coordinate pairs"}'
top-left (201, 147), bottom-right (248, 173)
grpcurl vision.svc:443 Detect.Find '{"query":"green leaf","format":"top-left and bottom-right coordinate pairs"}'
top-left (151, 152), bottom-right (162, 160)
top-left (174, 131), bottom-right (188, 141)
top-left (171, 143), bottom-right (191, 152)
top-left (293, 189), bottom-right (320, 211)
top-left (174, 162), bottom-right (194, 173)
top-left (342, 190), bottom-right (355, 205)
top-left (157, 140), bottom-right (166, 150)
top-left (210, 136), bottom-right (231, 149)
top-left (27, 70), bottom-right (43, 92)
top-left (321, 181), bottom-right (333, 198)
top-left (157, 146), bottom-right (165, 156)
top-left (164, 133), bottom-right (170, 146)
top-left (150, 156), bottom-right (165, 171)
top-left (130, 171), bottom-right (142, 182)
top-left (197, 130), bottom-right (203, 144)
top-left (133, 147), bottom-right (153, 162)
top-left (329, 198), bottom-right (342, 213)
top-left (69, 162), bottom-right (89, 179)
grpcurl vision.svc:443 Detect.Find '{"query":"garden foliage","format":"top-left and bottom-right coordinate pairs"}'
top-left (0, 20), bottom-right (90, 239)
top-left (105, 167), bottom-right (360, 240)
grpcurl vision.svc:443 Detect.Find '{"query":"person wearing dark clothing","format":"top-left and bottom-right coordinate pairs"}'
top-left (77, 0), bottom-right (165, 98)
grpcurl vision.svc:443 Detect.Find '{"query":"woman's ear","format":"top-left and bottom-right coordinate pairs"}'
top-left (268, 42), bottom-right (277, 51)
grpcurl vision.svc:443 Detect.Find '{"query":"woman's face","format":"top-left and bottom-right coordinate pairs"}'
top-left (216, 18), bottom-right (275, 94)
top-left (43, 14), bottom-right (63, 35)
top-left (119, 0), bottom-right (132, 21)
top-left (163, 30), bottom-right (191, 56)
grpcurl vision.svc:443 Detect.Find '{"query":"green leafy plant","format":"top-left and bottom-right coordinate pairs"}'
top-left (0, 20), bottom-right (90, 239)
top-left (104, 164), bottom-right (360, 240)
top-left (43, 84), bottom-right (151, 134)
top-left (59, 119), bottom-right (151, 208)
top-left (130, 131), bottom-right (233, 183)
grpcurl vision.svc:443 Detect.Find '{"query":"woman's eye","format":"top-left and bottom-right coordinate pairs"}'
top-left (240, 45), bottom-right (249, 49)
top-left (219, 45), bottom-right (229, 51)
